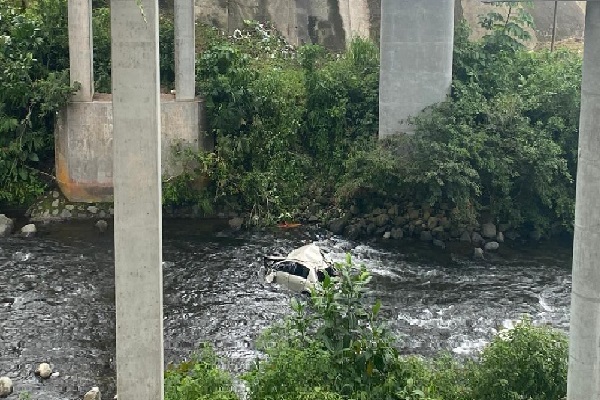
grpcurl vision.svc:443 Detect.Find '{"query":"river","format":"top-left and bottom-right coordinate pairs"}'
top-left (0, 220), bottom-right (572, 400)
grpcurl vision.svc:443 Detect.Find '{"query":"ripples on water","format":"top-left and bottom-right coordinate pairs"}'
top-left (0, 221), bottom-right (572, 400)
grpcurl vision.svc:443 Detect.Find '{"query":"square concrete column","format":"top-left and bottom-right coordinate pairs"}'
top-left (111, 0), bottom-right (164, 399)
top-left (378, 0), bottom-right (454, 137)
top-left (567, 3), bottom-right (600, 399)
top-left (175, 0), bottom-right (196, 100)
top-left (68, 0), bottom-right (94, 101)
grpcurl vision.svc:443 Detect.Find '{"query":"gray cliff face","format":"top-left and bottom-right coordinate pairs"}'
top-left (186, 0), bottom-right (584, 50)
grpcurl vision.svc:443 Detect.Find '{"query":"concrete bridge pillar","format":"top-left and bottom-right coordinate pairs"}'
top-left (175, 0), bottom-right (196, 100)
top-left (568, 2), bottom-right (600, 399)
top-left (67, 0), bottom-right (94, 101)
top-left (378, 0), bottom-right (454, 137)
top-left (111, 0), bottom-right (164, 400)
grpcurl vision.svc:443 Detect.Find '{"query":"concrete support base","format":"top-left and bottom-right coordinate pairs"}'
top-left (567, 3), bottom-right (600, 399)
top-left (55, 95), bottom-right (208, 203)
top-left (378, 0), bottom-right (454, 137)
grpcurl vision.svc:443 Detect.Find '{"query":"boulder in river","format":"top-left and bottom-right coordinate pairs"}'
top-left (21, 224), bottom-right (37, 238)
top-left (0, 377), bottom-right (13, 398)
top-left (0, 215), bottom-right (13, 237)
top-left (35, 362), bottom-right (52, 379)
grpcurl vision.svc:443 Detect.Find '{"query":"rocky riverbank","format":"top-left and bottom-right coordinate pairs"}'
top-left (1, 189), bottom-right (552, 259)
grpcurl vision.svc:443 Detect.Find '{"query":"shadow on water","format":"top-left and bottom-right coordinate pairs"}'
top-left (0, 220), bottom-right (573, 400)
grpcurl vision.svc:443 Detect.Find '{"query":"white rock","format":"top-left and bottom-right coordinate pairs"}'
top-left (382, 231), bottom-right (391, 239)
top-left (21, 224), bottom-right (37, 237)
top-left (0, 377), bottom-right (13, 397)
top-left (52, 199), bottom-right (59, 207)
top-left (35, 362), bottom-right (52, 379)
top-left (51, 371), bottom-right (60, 378)
top-left (0, 215), bottom-right (14, 237)
top-left (83, 386), bottom-right (101, 400)
top-left (484, 241), bottom-right (500, 251)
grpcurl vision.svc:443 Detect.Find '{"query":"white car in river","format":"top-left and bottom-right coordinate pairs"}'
top-left (264, 244), bottom-right (338, 294)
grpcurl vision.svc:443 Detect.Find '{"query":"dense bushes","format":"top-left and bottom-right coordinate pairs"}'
top-left (175, 262), bottom-right (569, 400)
top-left (174, 5), bottom-right (581, 236)
top-left (0, 0), bottom-right (73, 204)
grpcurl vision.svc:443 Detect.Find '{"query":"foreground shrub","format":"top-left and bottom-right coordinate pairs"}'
top-left (164, 348), bottom-right (238, 400)
top-left (470, 320), bottom-right (568, 400)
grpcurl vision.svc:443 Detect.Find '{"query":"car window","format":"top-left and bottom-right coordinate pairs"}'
top-left (292, 264), bottom-right (310, 279)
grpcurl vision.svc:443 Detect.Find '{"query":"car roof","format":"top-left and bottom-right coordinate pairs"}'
top-left (283, 244), bottom-right (330, 271)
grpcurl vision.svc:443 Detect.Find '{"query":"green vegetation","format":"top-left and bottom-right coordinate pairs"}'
top-left (172, 260), bottom-right (569, 400)
top-left (0, 1), bottom-right (583, 238)
top-left (167, 5), bottom-right (581, 236)
top-left (0, 0), bottom-right (74, 204)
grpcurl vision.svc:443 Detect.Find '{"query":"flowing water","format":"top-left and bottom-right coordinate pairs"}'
top-left (0, 220), bottom-right (572, 400)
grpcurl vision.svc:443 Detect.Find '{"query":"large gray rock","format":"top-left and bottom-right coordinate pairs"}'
top-left (0, 215), bottom-right (14, 237)
top-left (0, 377), bottom-right (13, 397)
top-left (375, 213), bottom-right (390, 227)
top-left (481, 223), bottom-right (497, 239)
top-left (21, 224), bottom-right (37, 238)
top-left (473, 247), bottom-right (484, 259)
top-left (328, 218), bottom-right (347, 235)
top-left (471, 231), bottom-right (484, 245)
top-left (433, 239), bottom-right (446, 249)
top-left (391, 227), bottom-right (404, 240)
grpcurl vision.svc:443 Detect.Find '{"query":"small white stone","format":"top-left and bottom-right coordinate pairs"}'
top-left (52, 199), bottom-right (60, 207)
top-left (87, 206), bottom-right (98, 214)
top-left (35, 362), bottom-right (52, 379)
top-left (51, 371), bottom-right (60, 378)
top-left (65, 205), bottom-right (75, 211)
top-left (52, 191), bottom-right (60, 198)
top-left (83, 386), bottom-right (101, 400)
top-left (21, 224), bottom-right (37, 237)
top-left (382, 231), bottom-right (391, 239)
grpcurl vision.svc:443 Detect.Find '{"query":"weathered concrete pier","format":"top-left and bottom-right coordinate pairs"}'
top-left (56, 0), bottom-right (209, 203)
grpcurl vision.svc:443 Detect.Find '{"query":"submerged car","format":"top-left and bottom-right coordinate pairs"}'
top-left (264, 243), bottom-right (337, 294)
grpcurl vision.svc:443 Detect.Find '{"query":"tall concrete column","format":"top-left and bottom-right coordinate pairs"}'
top-left (378, 0), bottom-right (454, 137)
top-left (567, 3), bottom-right (600, 399)
top-left (111, 0), bottom-right (164, 399)
top-left (175, 0), bottom-right (196, 100)
top-left (68, 0), bottom-right (94, 101)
